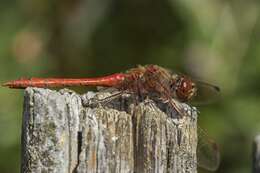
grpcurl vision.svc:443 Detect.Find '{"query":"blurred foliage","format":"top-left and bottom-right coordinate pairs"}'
top-left (0, 0), bottom-right (260, 172)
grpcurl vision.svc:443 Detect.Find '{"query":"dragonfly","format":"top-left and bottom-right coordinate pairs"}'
top-left (3, 64), bottom-right (220, 171)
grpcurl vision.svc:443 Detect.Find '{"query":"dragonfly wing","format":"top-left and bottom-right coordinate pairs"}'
top-left (191, 81), bottom-right (221, 106)
top-left (197, 126), bottom-right (220, 171)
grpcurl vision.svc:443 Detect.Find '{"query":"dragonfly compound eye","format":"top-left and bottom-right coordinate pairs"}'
top-left (176, 77), bottom-right (197, 102)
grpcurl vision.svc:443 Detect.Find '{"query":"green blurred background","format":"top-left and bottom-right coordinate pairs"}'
top-left (0, 0), bottom-right (260, 172)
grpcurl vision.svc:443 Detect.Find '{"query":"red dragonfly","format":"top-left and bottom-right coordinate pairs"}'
top-left (3, 64), bottom-right (220, 171)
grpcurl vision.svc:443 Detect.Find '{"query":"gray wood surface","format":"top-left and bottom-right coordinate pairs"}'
top-left (21, 87), bottom-right (197, 173)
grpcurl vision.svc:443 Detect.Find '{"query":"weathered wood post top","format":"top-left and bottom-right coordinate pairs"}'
top-left (21, 87), bottom-right (198, 173)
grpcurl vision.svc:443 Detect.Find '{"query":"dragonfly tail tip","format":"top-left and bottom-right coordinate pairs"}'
top-left (2, 82), bottom-right (12, 88)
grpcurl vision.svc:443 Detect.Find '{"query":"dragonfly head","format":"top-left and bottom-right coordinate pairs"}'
top-left (173, 76), bottom-right (197, 102)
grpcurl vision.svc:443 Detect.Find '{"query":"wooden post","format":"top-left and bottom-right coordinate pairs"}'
top-left (21, 87), bottom-right (197, 173)
top-left (253, 135), bottom-right (260, 173)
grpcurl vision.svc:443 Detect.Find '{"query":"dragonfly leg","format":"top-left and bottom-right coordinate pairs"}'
top-left (130, 79), bottom-right (143, 106)
top-left (169, 99), bottom-right (186, 117)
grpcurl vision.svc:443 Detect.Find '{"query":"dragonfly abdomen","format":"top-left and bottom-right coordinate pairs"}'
top-left (2, 73), bottom-right (126, 89)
